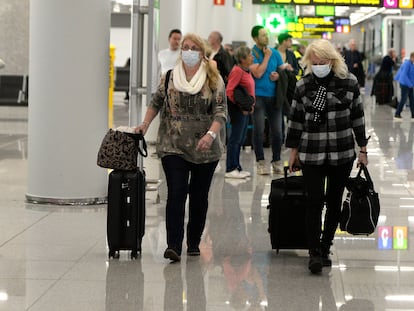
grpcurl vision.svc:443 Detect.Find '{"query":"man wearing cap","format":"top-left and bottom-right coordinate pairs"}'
top-left (277, 33), bottom-right (299, 76)
top-left (250, 25), bottom-right (286, 175)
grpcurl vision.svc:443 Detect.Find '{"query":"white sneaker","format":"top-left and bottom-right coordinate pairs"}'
top-left (239, 170), bottom-right (251, 178)
top-left (225, 169), bottom-right (247, 179)
top-left (257, 160), bottom-right (270, 175)
top-left (271, 160), bottom-right (284, 175)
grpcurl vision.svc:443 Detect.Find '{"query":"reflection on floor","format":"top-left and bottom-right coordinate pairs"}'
top-left (1, 90), bottom-right (414, 310)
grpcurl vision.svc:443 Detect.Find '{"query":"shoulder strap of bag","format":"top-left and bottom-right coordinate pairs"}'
top-left (252, 46), bottom-right (261, 62)
top-left (165, 69), bottom-right (172, 96)
top-left (162, 69), bottom-right (172, 117)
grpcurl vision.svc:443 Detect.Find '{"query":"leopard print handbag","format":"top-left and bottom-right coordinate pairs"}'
top-left (97, 128), bottom-right (147, 170)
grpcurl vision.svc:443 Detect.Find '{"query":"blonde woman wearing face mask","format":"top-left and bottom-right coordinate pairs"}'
top-left (285, 39), bottom-right (369, 274)
top-left (135, 33), bottom-right (226, 262)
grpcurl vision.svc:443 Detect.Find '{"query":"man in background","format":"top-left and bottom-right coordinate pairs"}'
top-left (343, 38), bottom-right (365, 88)
top-left (250, 25), bottom-right (285, 175)
top-left (208, 31), bottom-right (235, 85)
top-left (158, 29), bottom-right (182, 74)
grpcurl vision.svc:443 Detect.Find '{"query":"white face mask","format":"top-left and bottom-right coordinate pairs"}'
top-left (182, 50), bottom-right (200, 67)
top-left (311, 64), bottom-right (331, 78)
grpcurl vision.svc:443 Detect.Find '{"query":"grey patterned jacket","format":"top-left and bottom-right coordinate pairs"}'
top-left (149, 70), bottom-right (227, 164)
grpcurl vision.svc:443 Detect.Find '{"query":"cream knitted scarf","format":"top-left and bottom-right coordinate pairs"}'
top-left (173, 61), bottom-right (207, 95)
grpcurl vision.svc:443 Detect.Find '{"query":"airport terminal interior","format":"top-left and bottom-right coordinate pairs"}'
top-left (1, 80), bottom-right (414, 310)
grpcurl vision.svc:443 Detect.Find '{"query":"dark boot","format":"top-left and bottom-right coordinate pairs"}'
top-left (308, 249), bottom-right (323, 274)
top-left (321, 243), bottom-right (332, 267)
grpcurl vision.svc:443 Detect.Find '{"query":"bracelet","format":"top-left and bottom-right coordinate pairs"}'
top-left (207, 130), bottom-right (217, 140)
top-left (142, 121), bottom-right (149, 127)
top-left (360, 150), bottom-right (368, 154)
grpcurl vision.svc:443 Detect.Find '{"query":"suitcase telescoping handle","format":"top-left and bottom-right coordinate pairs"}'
top-left (283, 165), bottom-right (300, 180)
top-left (283, 165), bottom-right (305, 197)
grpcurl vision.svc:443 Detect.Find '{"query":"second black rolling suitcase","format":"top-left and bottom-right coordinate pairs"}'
top-left (267, 167), bottom-right (308, 252)
top-left (107, 169), bottom-right (146, 259)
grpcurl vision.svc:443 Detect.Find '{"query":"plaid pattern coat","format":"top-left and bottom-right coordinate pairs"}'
top-left (286, 72), bottom-right (368, 166)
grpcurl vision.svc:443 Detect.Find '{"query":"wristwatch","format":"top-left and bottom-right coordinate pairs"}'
top-left (207, 130), bottom-right (217, 140)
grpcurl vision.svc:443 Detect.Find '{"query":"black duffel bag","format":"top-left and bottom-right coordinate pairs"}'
top-left (340, 164), bottom-right (380, 235)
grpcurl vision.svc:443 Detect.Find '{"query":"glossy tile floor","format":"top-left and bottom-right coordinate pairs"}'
top-left (1, 85), bottom-right (414, 311)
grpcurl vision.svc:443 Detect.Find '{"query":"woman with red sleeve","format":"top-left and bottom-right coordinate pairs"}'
top-left (225, 46), bottom-right (255, 179)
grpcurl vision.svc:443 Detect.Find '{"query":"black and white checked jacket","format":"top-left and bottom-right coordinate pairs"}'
top-left (286, 73), bottom-right (368, 166)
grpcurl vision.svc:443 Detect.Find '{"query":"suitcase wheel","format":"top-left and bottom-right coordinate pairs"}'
top-left (130, 250), bottom-right (139, 259)
top-left (108, 250), bottom-right (120, 259)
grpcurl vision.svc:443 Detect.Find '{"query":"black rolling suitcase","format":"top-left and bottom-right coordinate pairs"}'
top-left (106, 133), bottom-right (147, 259)
top-left (267, 167), bottom-right (308, 252)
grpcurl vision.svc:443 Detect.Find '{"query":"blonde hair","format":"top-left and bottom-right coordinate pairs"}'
top-left (180, 33), bottom-right (221, 90)
top-left (302, 39), bottom-right (348, 79)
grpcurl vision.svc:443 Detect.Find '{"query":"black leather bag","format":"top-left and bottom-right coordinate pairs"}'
top-left (234, 85), bottom-right (254, 112)
top-left (390, 96), bottom-right (399, 109)
top-left (340, 164), bottom-right (380, 235)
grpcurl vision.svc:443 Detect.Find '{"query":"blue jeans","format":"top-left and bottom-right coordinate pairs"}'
top-left (161, 155), bottom-right (218, 254)
top-left (395, 84), bottom-right (414, 117)
top-left (252, 96), bottom-right (283, 162)
top-left (226, 108), bottom-right (249, 172)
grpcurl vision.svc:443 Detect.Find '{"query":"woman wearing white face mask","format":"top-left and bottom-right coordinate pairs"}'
top-left (135, 33), bottom-right (226, 262)
top-left (285, 39), bottom-right (369, 274)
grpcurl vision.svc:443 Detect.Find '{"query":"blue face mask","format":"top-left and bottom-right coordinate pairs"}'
top-left (182, 50), bottom-right (200, 67)
top-left (311, 64), bottom-right (331, 78)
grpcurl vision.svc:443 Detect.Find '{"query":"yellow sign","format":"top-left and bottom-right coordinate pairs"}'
top-left (252, 0), bottom-right (382, 6)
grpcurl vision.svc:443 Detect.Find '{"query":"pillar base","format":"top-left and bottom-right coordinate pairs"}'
top-left (25, 194), bottom-right (107, 205)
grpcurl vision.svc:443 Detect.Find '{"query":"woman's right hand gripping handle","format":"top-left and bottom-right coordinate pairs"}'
top-left (134, 121), bottom-right (149, 135)
top-left (288, 148), bottom-right (301, 173)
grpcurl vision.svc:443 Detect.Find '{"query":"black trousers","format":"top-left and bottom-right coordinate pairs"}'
top-left (301, 160), bottom-right (354, 251)
top-left (161, 155), bottom-right (218, 254)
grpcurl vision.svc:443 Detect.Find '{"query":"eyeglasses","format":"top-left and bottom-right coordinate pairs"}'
top-left (182, 45), bottom-right (201, 52)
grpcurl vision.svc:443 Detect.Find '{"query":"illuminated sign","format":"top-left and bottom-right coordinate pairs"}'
top-left (393, 226), bottom-right (408, 249)
top-left (378, 226), bottom-right (408, 250)
top-left (297, 16), bottom-right (336, 33)
top-left (399, 0), bottom-right (414, 9)
top-left (384, 0), bottom-right (414, 7)
top-left (315, 6), bottom-right (335, 16)
top-left (265, 13), bottom-right (287, 33)
top-left (253, 0), bottom-right (414, 8)
top-left (335, 17), bottom-right (351, 33)
top-left (252, 0), bottom-right (383, 6)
